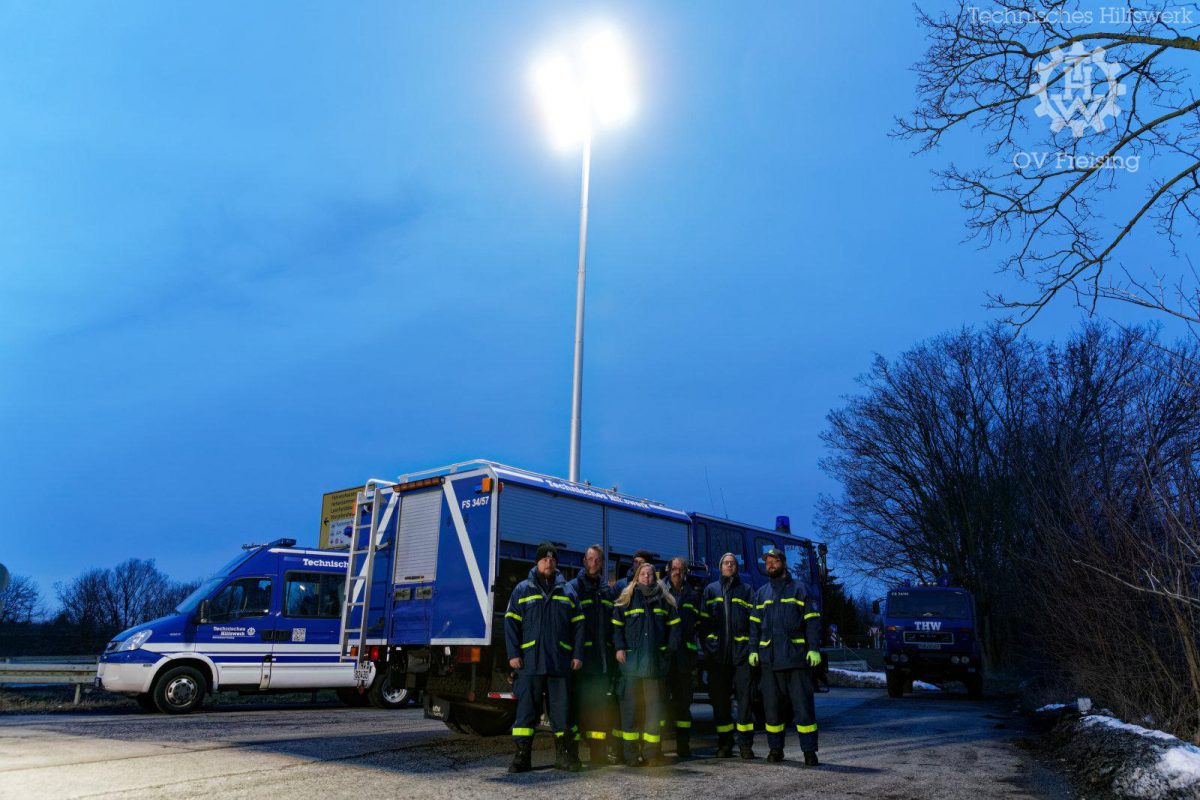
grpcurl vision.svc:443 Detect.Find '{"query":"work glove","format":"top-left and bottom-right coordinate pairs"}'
top-left (748, 652), bottom-right (759, 667)
top-left (806, 651), bottom-right (822, 668)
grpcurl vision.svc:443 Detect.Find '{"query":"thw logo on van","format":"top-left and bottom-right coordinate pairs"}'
top-left (915, 621), bottom-right (943, 631)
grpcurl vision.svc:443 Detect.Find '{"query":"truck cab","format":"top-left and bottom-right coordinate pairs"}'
top-left (96, 539), bottom-right (410, 713)
top-left (880, 584), bottom-right (982, 698)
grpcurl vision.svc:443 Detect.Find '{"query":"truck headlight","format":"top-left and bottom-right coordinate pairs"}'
top-left (115, 630), bottom-right (152, 652)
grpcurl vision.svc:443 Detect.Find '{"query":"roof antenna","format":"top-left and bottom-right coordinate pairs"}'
top-left (719, 487), bottom-right (729, 519)
top-left (704, 466), bottom-right (717, 514)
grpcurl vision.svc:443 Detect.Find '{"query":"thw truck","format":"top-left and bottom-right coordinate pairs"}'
top-left (338, 459), bottom-right (825, 735)
top-left (96, 539), bottom-right (412, 713)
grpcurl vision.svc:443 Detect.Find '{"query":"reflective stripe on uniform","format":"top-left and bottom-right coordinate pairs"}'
top-left (790, 638), bottom-right (806, 645)
top-left (518, 595), bottom-right (542, 604)
top-left (732, 597), bottom-right (753, 608)
top-left (642, 732), bottom-right (661, 743)
top-left (571, 614), bottom-right (585, 623)
top-left (601, 599), bottom-right (614, 607)
top-left (737, 723), bottom-right (755, 732)
top-left (804, 612), bottom-right (821, 620)
top-left (652, 608), bottom-right (668, 615)
top-left (675, 720), bottom-right (692, 728)
top-left (715, 723), bottom-right (734, 733)
top-left (759, 640), bottom-right (772, 647)
top-left (733, 635), bottom-right (749, 642)
top-left (512, 727), bottom-right (535, 737)
top-left (686, 642), bottom-right (699, 651)
top-left (559, 641), bottom-right (573, 651)
top-left (621, 731), bottom-right (640, 741)
top-left (552, 595), bottom-right (574, 606)
top-left (797, 723), bottom-right (818, 734)
top-left (666, 617), bottom-right (680, 626)
top-left (521, 640), bottom-right (536, 649)
top-left (584, 731), bottom-right (607, 740)
top-left (748, 615), bottom-right (762, 623)
top-left (682, 603), bottom-right (698, 612)
top-left (781, 597), bottom-right (802, 605)
top-left (612, 618), bottom-right (625, 626)
top-left (765, 723), bottom-right (786, 733)
top-left (626, 608), bottom-right (645, 616)
top-left (505, 611), bottom-right (522, 622)
top-left (579, 598), bottom-right (594, 606)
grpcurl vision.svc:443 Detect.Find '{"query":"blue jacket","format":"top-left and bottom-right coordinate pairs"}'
top-left (612, 585), bottom-right (681, 679)
top-left (700, 574), bottom-right (755, 666)
top-left (566, 571), bottom-right (616, 675)
top-left (667, 581), bottom-right (702, 672)
top-left (749, 575), bottom-right (822, 671)
top-left (504, 568), bottom-right (585, 676)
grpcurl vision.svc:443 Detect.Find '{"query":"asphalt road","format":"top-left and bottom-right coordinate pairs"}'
top-left (0, 688), bottom-right (1071, 800)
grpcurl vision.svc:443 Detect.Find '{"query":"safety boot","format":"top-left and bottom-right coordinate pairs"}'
top-left (804, 751), bottom-right (819, 767)
top-left (675, 730), bottom-right (691, 758)
top-left (508, 738), bottom-right (532, 773)
top-left (767, 748), bottom-right (784, 763)
top-left (554, 737), bottom-right (581, 772)
top-left (606, 738), bottom-right (625, 765)
top-left (715, 732), bottom-right (734, 758)
top-left (588, 740), bottom-right (606, 766)
top-left (739, 744), bottom-right (756, 760)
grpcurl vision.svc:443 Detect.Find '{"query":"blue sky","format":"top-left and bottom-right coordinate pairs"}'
top-left (0, 1), bottom-right (1175, 600)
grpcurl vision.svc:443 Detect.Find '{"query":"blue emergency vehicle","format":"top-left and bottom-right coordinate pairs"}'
top-left (338, 460), bottom-right (826, 735)
top-left (96, 539), bottom-right (411, 713)
top-left (879, 582), bottom-right (983, 698)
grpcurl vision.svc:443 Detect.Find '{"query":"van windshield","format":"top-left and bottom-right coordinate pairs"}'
top-left (175, 577), bottom-right (225, 614)
top-left (887, 590), bottom-right (971, 620)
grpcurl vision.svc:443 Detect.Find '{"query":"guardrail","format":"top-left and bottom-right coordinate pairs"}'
top-left (0, 657), bottom-right (98, 704)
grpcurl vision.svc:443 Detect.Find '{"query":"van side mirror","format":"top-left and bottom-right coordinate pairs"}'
top-left (871, 600), bottom-right (880, 615)
top-left (195, 600), bottom-right (209, 624)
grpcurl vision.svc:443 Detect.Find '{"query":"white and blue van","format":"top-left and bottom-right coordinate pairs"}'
top-left (96, 538), bottom-right (413, 713)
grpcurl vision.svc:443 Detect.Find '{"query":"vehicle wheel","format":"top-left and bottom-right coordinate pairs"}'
top-left (135, 693), bottom-right (160, 713)
top-left (886, 671), bottom-right (905, 698)
top-left (336, 687), bottom-right (370, 707)
top-left (153, 665), bottom-right (206, 714)
top-left (367, 670), bottom-right (412, 709)
top-left (965, 673), bottom-right (984, 699)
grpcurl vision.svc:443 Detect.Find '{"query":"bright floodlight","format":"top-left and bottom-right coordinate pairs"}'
top-left (532, 23), bottom-right (636, 151)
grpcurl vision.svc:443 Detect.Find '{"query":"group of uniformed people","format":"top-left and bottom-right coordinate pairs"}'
top-left (503, 541), bottom-right (822, 773)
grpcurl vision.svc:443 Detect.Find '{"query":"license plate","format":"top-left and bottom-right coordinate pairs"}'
top-left (354, 667), bottom-right (372, 683)
top-left (917, 643), bottom-right (941, 650)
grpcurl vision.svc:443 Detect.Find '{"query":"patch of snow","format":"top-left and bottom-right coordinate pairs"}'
top-left (1078, 714), bottom-right (1200, 798)
top-left (1081, 714), bottom-right (1185, 743)
top-left (1077, 697), bottom-right (1092, 714)
top-left (827, 668), bottom-right (941, 691)
top-left (1036, 703), bottom-right (1067, 712)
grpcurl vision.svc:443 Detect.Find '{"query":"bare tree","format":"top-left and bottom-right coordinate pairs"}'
top-left (899, 1), bottom-right (1200, 324)
top-left (56, 559), bottom-right (198, 632)
top-left (0, 574), bottom-right (43, 624)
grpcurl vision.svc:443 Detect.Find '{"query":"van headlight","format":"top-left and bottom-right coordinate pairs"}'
top-left (115, 630), bottom-right (152, 652)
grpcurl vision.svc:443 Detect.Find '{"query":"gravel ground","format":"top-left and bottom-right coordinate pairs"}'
top-left (0, 687), bottom-right (1074, 799)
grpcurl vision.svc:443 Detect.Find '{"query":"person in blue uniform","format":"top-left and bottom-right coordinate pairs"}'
top-left (612, 561), bottom-right (680, 766)
top-left (701, 552), bottom-right (758, 758)
top-left (565, 544), bottom-right (620, 765)
top-left (664, 556), bottom-right (701, 757)
top-left (749, 547), bottom-right (822, 766)
top-left (504, 542), bottom-right (584, 773)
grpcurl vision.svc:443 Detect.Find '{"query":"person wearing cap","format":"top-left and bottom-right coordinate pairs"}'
top-left (613, 549), bottom-right (656, 596)
top-left (664, 556), bottom-right (701, 757)
top-left (566, 544), bottom-right (621, 765)
top-left (504, 542), bottom-right (585, 773)
top-left (749, 547), bottom-right (822, 766)
top-left (700, 551), bottom-right (757, 758)
top-left (612, 561), bottom-right (681, 767)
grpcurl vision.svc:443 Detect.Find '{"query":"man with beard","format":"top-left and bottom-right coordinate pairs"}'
top-left (504, 542), bottom-right (584, 773)
top-left (566, 544), bottom-right (621, 765)
top-left (665, 556), bottom-right (701, 757)
top-left (749, 547), bottom-right (822, 766)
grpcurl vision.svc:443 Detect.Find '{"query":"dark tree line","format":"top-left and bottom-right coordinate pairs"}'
top-left (0, 559), bottom-right (198, 655)
top-left (819, 322), bottom-right (1200, 741)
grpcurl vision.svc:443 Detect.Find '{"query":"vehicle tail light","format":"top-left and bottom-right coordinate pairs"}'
top-left (455, 647), bottom-right (482, 664)
top-left (370, 646), bottom-right (381, 661)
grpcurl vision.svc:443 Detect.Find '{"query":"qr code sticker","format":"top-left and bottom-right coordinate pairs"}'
top-left (291, 628), bottom-right (306, 642)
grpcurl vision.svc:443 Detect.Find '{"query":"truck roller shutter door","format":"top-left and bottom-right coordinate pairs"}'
top-left (606, 509), bottom-right (690, 561)
top-left (499, 485), bottom-right (601, 554)
top-left (393, 489), bottom-right (441, 584)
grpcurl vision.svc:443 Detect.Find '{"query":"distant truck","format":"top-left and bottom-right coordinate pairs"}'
top-left (95, 539), bottom-right (413, 713)
top-left (336, 459), bottom-right (826, 735)
top-left (878, 582), bottom-right (983, 698)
